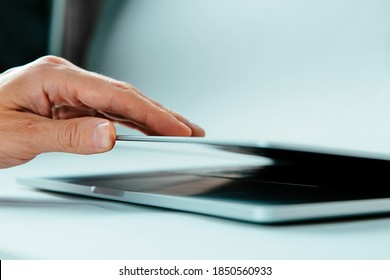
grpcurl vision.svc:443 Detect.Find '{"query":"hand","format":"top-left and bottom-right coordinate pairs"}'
top-left (0, 56), bottom-right (205, 168)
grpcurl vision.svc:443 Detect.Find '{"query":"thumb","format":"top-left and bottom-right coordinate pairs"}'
top-left (41, 117), bottom-right (116, 154)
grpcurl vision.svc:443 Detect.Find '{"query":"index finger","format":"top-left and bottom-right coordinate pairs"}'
top-left (44, 66), bottom-right (195, 136)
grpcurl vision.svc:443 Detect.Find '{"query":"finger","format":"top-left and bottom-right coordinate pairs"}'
top-left (37, 116), bottom-right (116, 154)
top-left (133, 88), bottom-right (206, 137)
top-left (56, 60), bottom-right (205, 136)
top-left (0, 113), bottom-right (116, 167)
top-left (164, 110), bottom-right (205, 137)
top-left (95, 96), bottom-right (205, 136)
top-left (42, 67), bottom-right (193, 136)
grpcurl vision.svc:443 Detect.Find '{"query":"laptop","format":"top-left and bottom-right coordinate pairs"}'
top-left (17, 136), bottom-right (390, 223)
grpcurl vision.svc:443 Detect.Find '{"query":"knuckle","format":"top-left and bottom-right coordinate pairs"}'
top-left (57, 121), bottom-right (80, 151)
top-left (8, 56), bottom-right (71, 82)
top-left (31, 56), bottom-right (70, 77)
top-left (37, 55), bottom-right (69, 65)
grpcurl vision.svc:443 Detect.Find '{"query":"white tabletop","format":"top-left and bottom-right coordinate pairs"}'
top-left (1, 142), bottom-right (390, 260)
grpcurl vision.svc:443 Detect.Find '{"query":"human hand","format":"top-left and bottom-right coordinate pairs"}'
top-left (0, 56), bottom-right (205, 168)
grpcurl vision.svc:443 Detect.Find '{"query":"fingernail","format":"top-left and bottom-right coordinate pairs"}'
top-left (190, 122), bottom-right (206, 136)
top-left (93, 122), bottom-right (109, 149)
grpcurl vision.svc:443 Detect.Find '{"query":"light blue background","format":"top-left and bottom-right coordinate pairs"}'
top-left (87, 0), bottom-right (390, 153)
